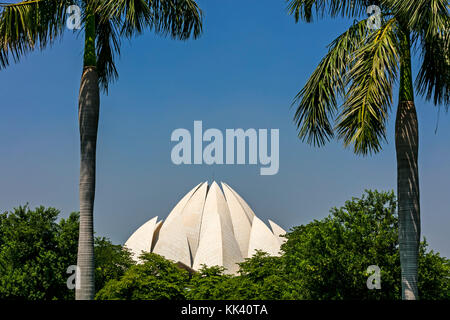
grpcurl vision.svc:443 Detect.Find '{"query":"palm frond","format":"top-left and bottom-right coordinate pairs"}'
top-left (92, 0), bottom-right (150, 37)
top-left (95, 12), bottom-right (120, 92)
top-left (286, 0), bottom-right (369, 23)
top-left (91, 0), bottom-right (202, 90)
top-left (400, 0), bottom-right (449, 107)
top-left (388, 0), bottom-right (449, 107)
top-left (97, 0), bottom-right (202, 39)
top-left (415, 24), bottom-right (449, 107)
top-left (0, 0), bottom-right (72, 69)
top-left (293, 18), bottom-right (370, 146)
top-left (337, 18), bottom-right (400, 155)
top-left (388, 0), bottom-right (448, 37)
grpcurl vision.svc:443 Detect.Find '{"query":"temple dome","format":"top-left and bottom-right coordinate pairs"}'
top-left (125, 181), bottom-right (286, 274)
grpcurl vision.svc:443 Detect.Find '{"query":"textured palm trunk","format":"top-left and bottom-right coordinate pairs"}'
top-left (76, 9), bottom-right (98, 300)
top-left (395, 27), bottom-right (420, 300)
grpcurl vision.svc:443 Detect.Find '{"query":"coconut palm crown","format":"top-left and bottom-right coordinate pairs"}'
top-left (287, 0), bottom-right (449, 300)
top-left (0, 0), bottom-right (202, 89)
top-left (0, 0), bottom-right (202, 300)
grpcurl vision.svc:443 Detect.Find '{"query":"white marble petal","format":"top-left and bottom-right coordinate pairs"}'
top-left (268, 219), bottom-right (287, 245)
top-left (152, 214), bottom-right (191, 267)
top-left (181, 182), bottom-right (208, 259)
top-left (221, 182), bottom-right (252, 258)
top-left (193, 182), bottom-right (243, 274)
top-left (125, 216), bottom-right (158, 261)
top-left (247, 216), bottom-right (282, 257)
top-left (221, 182), bottom-right (256, 223)
top-left (163, 182), bottom-right (204, 227)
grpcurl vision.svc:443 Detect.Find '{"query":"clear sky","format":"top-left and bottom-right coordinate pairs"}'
top-left (1, 0), bottom-right (449, 257)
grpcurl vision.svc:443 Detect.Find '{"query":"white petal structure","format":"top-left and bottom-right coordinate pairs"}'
top-left (124, 216), bottom-right (158, 260)
top-left (269, 220), bottom-right (287, 245)
top-left (247, 216), bottom-right (281, 257)
top-left (125, 181), bottom-right (286, 274)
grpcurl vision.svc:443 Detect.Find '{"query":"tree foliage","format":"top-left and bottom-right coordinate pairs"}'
top-left (184, 259), bottom-right (290, 300)
top-left (281, 190), bottom-right (449, 299)
top-left (283, 190), bottom-right (401, 299)
top-left (0, 0), bottom-right (203, 91)
top-left (287, 0), bottom-right (449, 154)
top-left (1, 192), bottom-right (448, 300)
top-left (95, 252), bottom-right (189, 300)
top-left (0, 206), bottom-right (78, 299)
top-left (94, 236), bottom-right (135, 293)
top-left (0, 205), bottom-right (134, 300)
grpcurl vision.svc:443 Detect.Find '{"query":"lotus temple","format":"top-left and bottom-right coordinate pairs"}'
top-left (125, 181), bottom-right (286, 274)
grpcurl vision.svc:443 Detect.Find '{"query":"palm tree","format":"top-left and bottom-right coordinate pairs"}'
top-left (0, 0), bottom-right (202, 300)
top-left (286, 0), bottom-right (448, 299)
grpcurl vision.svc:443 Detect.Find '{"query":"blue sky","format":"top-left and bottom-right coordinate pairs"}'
top-left (1, 0), bottom-right (449, 257)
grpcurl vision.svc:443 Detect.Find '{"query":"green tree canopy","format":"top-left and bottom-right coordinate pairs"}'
top-left (95, 252), bottom-right (189, 300)
top-left (94, 236), bottom-right (135, 293)
top-left (282, 190), bottom-right (449, 299)
top-left (185, 265), bottom-right (237, 299)
top-left (0, 206), bottom-right (79, 299)
top-left (0, 206), bottom-right (134, 300)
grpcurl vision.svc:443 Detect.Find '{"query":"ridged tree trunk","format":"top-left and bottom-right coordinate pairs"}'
top-left (395, 26), bottom-right (420, 300)
top-left (76, 9), bottom-right (98, 300)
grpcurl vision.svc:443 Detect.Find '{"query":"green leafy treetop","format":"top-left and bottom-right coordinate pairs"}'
top-left (95, 252), bottom-right (190, 300)
top-left (0, 206), bottom-right (135, 300)
top-left (282, 190), bottom-right (449, 299)
top-left (0, 206), bottom-right (79, 300)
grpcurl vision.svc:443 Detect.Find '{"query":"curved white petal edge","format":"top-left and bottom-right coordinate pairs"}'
top-left (124, 181), bottom-right (286, 274)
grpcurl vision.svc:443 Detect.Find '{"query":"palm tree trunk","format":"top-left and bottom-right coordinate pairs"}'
top-left (395, 26), bottom-right (420, 300)
top-left (75, 9), bottom-right (98, 300)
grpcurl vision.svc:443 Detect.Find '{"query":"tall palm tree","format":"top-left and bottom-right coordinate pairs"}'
top-left (0, 0), bottom-right (202, 300)
top-left (286, 0), bottom-right (448, 299)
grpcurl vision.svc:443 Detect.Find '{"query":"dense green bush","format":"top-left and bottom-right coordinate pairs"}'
top-left (95, 252), bottom-right (189, 300)
top-left (282, 190), bottom-right (449, 299)
top-left (0, 206), bottom-right (134, 300)
top-left (0, 206), bottom-right (79, 300)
